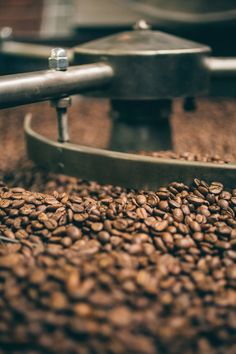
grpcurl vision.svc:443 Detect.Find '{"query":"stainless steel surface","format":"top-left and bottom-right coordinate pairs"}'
top-left (0, 63), bottom-right (113, 109)
top-left (25, 114), bottom-right (236, 190)
top-left (126, 0), bottom-right (236, 24)
top-left (132, 0), bottom-right (236, 13)
top-left (205, 57), bottom-right (236, 77)
top-left (74, 30), bottom-right (211, 99)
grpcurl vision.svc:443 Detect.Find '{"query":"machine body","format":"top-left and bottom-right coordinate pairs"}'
top-left (0, 23), bottom-right (236, 189)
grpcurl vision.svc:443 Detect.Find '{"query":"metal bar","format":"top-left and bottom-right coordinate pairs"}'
top-left (25, 114), bottom-right (236, 190)
top-left (56, 107), bottom-right (70, 143)
top-left (205, 57), bottom-right (236, 77)
top-left (1, 41), bottom-right (72, 61)
top-left (0, 63), bottom-right (113, 109)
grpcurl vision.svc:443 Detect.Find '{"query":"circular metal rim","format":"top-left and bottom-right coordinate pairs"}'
top-left (24, 113), bottom-right (236, 190)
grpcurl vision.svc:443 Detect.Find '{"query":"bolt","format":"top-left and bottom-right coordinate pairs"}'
top-left (49, 48), bottom-right (68, 71)
top-left (0, 27), bottom-right (13, 40)
top-left (49, 48), bottom-right (70, 143)
top-left (133, 20), bottom-right (151, 31)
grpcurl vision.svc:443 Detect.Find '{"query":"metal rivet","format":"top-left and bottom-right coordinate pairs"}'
top-left (133, 20), bottom-right (151, 31)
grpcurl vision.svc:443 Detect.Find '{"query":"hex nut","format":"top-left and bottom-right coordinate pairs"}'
top-left (49, 48), bottom-right (68, 71)
top-left (51, 97), bottom-right (71, 108)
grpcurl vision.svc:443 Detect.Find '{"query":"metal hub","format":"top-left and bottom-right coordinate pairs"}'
top-left (74, 27), bottom-right (210, 99)
top-left (74, 26), bottom-right (210, 150)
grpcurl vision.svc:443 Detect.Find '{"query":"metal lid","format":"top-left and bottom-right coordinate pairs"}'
top-left (75, 29), bottom-right (210, 56)
top-left (74, 29), bottom-right (210, 99)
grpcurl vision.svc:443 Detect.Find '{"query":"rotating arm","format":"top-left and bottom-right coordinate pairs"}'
top-left (0, 63), bottom-right (113, 109)
top-left (205, 57), bottom-right (236, 77)
top-left (1, 41), bottom-right (66, 61)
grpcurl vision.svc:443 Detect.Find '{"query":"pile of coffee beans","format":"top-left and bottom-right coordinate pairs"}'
top-left (139, 151), bottom-right (231, 164)
top-left (0, 159), bottom-right (236, 354)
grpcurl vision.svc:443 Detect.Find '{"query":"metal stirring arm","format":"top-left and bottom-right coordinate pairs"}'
top-left (0, 63), bottom-right (113, 109)
top-left (1, 40), bottom-right (63, 61)
top-left (205, 57), bottom-right (236, 77)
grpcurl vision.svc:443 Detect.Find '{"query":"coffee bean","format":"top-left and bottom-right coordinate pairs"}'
top-left (175, 237), bottom-right (194, 249)
top-left (209, 182), bottom-right (223, 195)
top-left (189, 221), bottom-right (201, 232)
top-left (113, 219), bottom-right (128, 231)
top-left (98, 231), bottom-right (110, 244)
top-left (136, 195), bottom-right (147, 205)
top-left (192, 232), bottom-right (204, 242)
top-left (188, 196), bottom-right (206, 206)
top-left (43, 219), bottom-right (58, 230)
top-left (74, 213), bottom-right (88, 223)
top-left (217, 225), bottom-right (232, 235)
top-left (74, 303), bottom-right (92, 317)
top-left (158, 200), bottom-right (169, 211)
top-left (91, 222), bottom-right (103, 232)
top-left (1, 168), bottom-right (236, 354)
top-left (29, 269), bottom-right (46, 285)
top-left (173, 208), bottom-right (184, 222)
top-left (0, 199), bottom-right (11, 208)
top-left (108, 306), bottom-right (132, 327)
top-left (136, 207), bottom-right (148, 219)
top-left (153, 220), bottom-right (168, 232)
top-left (61, 237), bottom-right (72, 247)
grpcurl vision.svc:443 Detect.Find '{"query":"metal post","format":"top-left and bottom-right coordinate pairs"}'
top-left (49, 48), bottom-right (70, 143)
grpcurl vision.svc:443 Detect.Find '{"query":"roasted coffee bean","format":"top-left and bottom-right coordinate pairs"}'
top-left (91, 222), bottom-right (103, 232)
top-left (188, 196), bottom-right (206, 206)
top-left (0, 199), bottom-right (11, 208)
top-left (136, 195), bottom-right (147, 205)
top-left (153, 220), bottom-right (168, 232)
top-left (209, 182), bottom-right (223, 195)
top-left (173, 208), bottom-right (184, 222)
top-left (0, 165), bottom-right (236, 354)
top-left (97, 231), bottom-right (110, 244)
top-left (189, 221), bottom-right (201, 232)
top-left (113, 219), bottom-right (128, 231)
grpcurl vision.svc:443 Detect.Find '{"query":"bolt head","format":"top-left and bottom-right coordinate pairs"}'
top-left (49, 48), bottom-right (68, 71)
top-left (0, 27), bottom-right (13, 40)
top-left (133, 20), bottom-right (151, 31)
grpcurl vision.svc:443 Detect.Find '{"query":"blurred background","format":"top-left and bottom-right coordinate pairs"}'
top-left (0, 0), bottom-right (235, 53)
top-left (1, 0), bottom-right (235, 92)
top-left (0, 0), bottom-right (236, 172)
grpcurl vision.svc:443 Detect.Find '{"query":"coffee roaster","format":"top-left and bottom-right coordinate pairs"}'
top-left (1, 7), bottom-right (236, 190)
